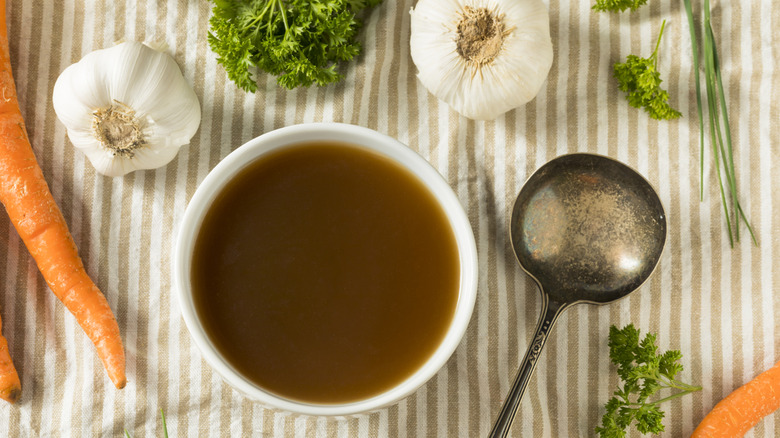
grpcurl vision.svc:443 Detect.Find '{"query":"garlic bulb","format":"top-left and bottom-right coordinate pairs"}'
top-left (409, 0), bottom-right (554, 121)
top-left (53, 41), bottom-right (201, 177)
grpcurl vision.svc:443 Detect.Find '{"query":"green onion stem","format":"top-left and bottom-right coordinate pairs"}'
top-left (683, 0), bottom-right (705, 201)
top-left (701, 7), bottom-right (734, 246)
top-left (709, 26), bottom-right (753, 244)
top-left (161, 409), bottom-right (169, 438)
top-left (704, 4), bottom-right (737, 242)
top-left (684, 0), bottom-right (755, 246)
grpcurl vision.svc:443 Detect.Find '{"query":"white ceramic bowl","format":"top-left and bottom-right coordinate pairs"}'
top-left (174, 123), bottom-right (478, 416)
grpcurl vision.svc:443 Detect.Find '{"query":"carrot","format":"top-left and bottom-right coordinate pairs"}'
top-left (691, 360), bottom-right (780, 437)
top-left (0, 0), bottom-right (125, 389)
top-left (0, 312), bottom-right (20, 403)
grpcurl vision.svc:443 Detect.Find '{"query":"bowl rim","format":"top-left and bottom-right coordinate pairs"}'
top-left (173, 122), bottom-right (478, 416)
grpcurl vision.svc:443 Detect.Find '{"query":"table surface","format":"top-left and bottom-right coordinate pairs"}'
top-left (0, 0), bottom-right (777, 436)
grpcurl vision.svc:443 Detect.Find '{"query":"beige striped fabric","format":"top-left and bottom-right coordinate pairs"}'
top-left (0, 0), bottom-right (777, 436)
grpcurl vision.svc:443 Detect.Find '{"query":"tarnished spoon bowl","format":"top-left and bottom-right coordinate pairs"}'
top-left (489, 153), bottom-right (666, 437)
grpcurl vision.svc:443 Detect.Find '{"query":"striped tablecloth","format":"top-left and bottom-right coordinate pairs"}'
top-left (0, 0), bottom-right (777, 436)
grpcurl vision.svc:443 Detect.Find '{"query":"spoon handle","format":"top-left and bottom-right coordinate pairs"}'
top-left (488, 297), bottom-right (567, 438)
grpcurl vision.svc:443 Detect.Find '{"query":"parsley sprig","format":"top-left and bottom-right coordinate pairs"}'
top-left (613, 20), bottom-right (681, 121)
top-left (596, 324), bottom-right (701, 438)
top-left (592, 0), bottom-right (648, 13)
top-left (207, 0), bottom-right (382, 91)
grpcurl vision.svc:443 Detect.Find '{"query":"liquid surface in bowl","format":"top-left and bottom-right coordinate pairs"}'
top-left (191, 142), bottom-right (460, 404)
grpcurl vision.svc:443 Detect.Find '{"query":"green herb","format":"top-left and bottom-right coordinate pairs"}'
top-left (592, 0), bottom-right (648, 13)
top-left (613, 20), bottom-right (682, 121)
top-left (125, 409), bottom-right (169, 438)
top-left (595, 324), bottom-right (701, 438)
top-left (683, 0), bottom-right (756, 247)
top-left (207, 0), bottom-right (382, 91)
top-left (161, 409), bottom-right (168, 438)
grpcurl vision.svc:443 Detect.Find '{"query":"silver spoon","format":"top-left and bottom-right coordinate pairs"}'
top-left (489, 153), bottom-right (667, 438)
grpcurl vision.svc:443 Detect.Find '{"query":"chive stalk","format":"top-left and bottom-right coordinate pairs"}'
top-left (683, 0), bottom-right (756, 246)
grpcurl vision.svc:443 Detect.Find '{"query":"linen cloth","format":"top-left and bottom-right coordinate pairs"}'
top-left (0, 0), bottom-right (777, 436)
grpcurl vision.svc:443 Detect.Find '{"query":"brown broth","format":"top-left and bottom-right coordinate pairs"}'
top-left (191, 142), bottom-right (460, 404)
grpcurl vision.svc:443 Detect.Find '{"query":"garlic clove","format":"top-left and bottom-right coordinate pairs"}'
top-left (52, 58), bottom-right (111, 130)
top-left (63, 128), bottom-right (101, 150)
top-left (145, 99), bottom-right (202, 147)
top-left (53, 41), bottom-right (200, 177)
top-left (79, 147), bottom-right (128, 178)
top-left (108, 44), bottom-right (195, 120)
top-left (80, 138), bottom-right (182, 178)
top-left (130, 142), bottom-right (181, 170)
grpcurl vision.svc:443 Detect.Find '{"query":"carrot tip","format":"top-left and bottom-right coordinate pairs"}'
top-left (1, 386), bottom-right (21, 404)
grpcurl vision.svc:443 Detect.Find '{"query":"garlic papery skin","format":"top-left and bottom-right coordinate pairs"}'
top-left (52, 41), bottom-right (201, 177)
top-left (409, 0), bottom-right (554, 121)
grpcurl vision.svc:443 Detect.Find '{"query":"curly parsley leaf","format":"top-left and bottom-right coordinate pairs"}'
top-left (595, 324), bottom-right (701, 438)
top-left (207, 0), bottom-right (382, 91)
top-left (613, 20), bottom-right (682, 120)
top-left (592, 0), bottom-right (648, 13)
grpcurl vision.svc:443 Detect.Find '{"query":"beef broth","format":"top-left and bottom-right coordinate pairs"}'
top-left (191, 142), bottom-right (460, 404)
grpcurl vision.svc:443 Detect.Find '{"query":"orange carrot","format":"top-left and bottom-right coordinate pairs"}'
top-left (691, 360), bottom-right (780, 437)
top-left (0, 0), bottom-right (125, 388)
top-left (0, 312), bottom-right (20, 403)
